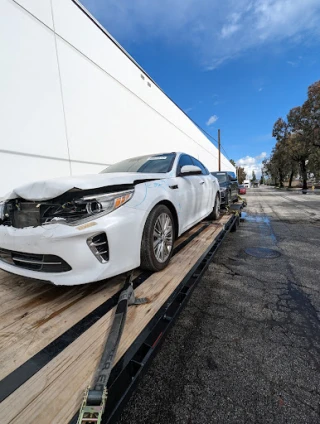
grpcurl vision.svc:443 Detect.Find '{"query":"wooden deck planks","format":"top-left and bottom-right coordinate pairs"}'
top-left (0, 223), bottom-right (205, 380)
top-left (0, 274), bottom-right (127, 380)
top-left (0, 218), bottom-right (228, 424)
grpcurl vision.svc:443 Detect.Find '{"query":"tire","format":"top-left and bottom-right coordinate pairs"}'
top-left (208, 193), bottom-right (220, 220)
top-left (140, 204), bottom-right (175, 272)
top-left (231, 216), bottom-right (240, 232)
top-left (225, 191), bottom-right (231, 208)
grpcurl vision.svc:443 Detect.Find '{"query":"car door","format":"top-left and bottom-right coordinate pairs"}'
top-left (191, 157), bottom-right (213, 217)
top-left (176, 154), bottom-right (203, 231)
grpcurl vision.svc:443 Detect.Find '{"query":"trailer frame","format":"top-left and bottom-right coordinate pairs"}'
top-left (70, 206), bottom-right (242, 424)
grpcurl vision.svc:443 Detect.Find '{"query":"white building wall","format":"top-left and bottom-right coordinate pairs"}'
top-left (0, 0), bottom-right (70, 195)
top-left (0, 0), bottom-right (235, 196)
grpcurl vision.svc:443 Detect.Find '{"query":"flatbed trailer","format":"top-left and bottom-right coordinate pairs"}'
top-left (0, 207), bottom-right (243, 424)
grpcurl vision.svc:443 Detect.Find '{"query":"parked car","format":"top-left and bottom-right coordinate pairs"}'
top-left (238, 184), bottom-right (246, 195)
top-left (211, 171), bottom-right (238, 207)
top-left (0, 153), bottom-right (220, 286)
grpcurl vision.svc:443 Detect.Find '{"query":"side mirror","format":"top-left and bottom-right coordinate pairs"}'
top-left (180, 165), bottom-right (202, 175)
top-left (231, 177), bottom-right (238, 181)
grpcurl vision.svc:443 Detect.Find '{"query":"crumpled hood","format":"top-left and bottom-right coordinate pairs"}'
top-left (6, 172), bottom-right (166, 201)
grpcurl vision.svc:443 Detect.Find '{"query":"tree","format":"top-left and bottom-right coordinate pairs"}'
top-left (237, 167), bottom-right (246, 184)
top-left (304, 80), bottom-right (320, 148)
top-left (286, 108), bottom-right (313, 189)
top-left (229, 159), bottom-right (236, 167)
top-left (308, 148), bottom-right (320, 181)
top-left (272, 81), bottom-right (320, 190)
top-left (263, 158), bottom-right (279, 186)
top-left (272, 118), bottom-right (295, 187)
top-left (267, 81), bottom-right (320, 189)
top-left (285, 81), bottom-right (320, 189)
top-left (251, 170), bottom-right (256, 182)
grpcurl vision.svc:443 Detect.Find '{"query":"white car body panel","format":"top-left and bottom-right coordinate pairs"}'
top-left (6, 172), bottom-right (167, 201)
top-left (0, 153), bottom-right (220, 285)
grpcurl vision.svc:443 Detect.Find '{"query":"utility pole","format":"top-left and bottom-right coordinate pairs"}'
top-left (218, 129), bottom-right (221, 171)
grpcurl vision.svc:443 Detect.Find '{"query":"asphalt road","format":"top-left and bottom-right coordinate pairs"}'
top-left (118, 187), bottom-right (320, 424)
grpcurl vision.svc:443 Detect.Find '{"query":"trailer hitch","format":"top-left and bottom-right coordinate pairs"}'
top-left (77, 273), bottom-right (148, 424)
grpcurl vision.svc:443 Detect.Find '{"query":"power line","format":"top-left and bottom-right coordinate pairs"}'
top-left (221, 146), bottom-right (231, 161)
top-left (194, 122), bottom-right (232, 162)
top-left (186, 117), bottom-right (232, 161)
top-left (73, 1), bottom-right (234, 166)
top-left (194, 124), bottom-right (219, 145)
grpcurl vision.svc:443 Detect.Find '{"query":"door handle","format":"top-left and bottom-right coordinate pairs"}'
top-left (200, 181), bottom-right (205, 184)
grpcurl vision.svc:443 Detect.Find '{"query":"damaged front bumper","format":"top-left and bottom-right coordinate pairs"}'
top-left (0, 206), bottom-right (145, 286)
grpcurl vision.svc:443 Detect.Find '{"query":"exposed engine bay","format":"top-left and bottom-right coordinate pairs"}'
top-left (0, 184), bottom-right (135, 228)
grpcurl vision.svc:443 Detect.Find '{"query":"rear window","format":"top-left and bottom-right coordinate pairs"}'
top-left (211, 172), bottom-right (227, 183)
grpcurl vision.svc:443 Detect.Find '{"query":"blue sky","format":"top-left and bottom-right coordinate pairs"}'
top-left (81, 0), bottom-right (320, 177)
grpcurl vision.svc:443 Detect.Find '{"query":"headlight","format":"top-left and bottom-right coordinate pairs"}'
top-left (46, 189), bottom-right (134, 225)
top-left (219, 187), bottom-right (227, 192)
top-left (82, 190), bottom-right (134, 216)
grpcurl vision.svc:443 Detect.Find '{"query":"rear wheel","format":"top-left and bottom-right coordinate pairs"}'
top-left (140, 205), bottom-right (175, 271)
top-left (208, 193), bottom-right (220, 220)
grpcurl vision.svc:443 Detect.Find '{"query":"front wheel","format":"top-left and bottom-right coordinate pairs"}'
top-left (225, 191), bottom-right (231, 208)
top-left (140, 205), bottom-right (175, 272)
top-left (208, 193), bottom-right (220, 220)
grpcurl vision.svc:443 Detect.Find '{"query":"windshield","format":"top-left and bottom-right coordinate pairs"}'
top-left (212, 172), bottom-right (227, 183)
top-left (101, 153), bottom-right (176, 174)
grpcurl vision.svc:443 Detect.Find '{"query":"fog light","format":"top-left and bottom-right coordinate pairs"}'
top-left (87, 233), bottom-right (109, 263)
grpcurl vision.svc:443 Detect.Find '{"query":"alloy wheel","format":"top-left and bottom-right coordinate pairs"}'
top-left (153, 213), bottom-right (173, 263)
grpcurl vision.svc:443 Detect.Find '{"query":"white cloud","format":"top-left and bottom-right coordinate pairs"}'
top-left (81, 0), bottom-right (320, 69)
top-left (206, 114), bottom-right (218, 126)
top-left (287, 56), bottom-right (303, 67)
top-left (236, 152), bottom-right (267, 179)
top-left (221, 23), bottom-right (241, 39)
top-left (255, 152), bottom-right (267, 160)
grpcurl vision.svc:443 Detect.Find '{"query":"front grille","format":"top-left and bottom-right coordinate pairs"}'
top-left (87, 232), bottom-right (109, 263)
top-left (0, 248), bottom-right (71, 272)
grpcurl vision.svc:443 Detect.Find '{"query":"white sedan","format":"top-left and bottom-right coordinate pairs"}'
top-left (0, 153), bottom-right (220, 285)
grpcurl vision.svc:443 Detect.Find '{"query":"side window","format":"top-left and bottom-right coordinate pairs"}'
top-left (191, 157), bottom-right (208, 175)
top-left (227, 171), bottom-right (237, 180)
top-left (177, 154), bottom-right (193, 174)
